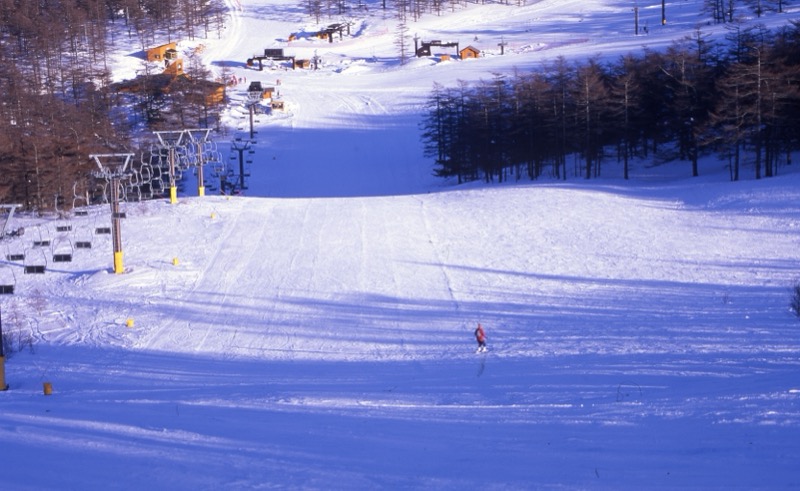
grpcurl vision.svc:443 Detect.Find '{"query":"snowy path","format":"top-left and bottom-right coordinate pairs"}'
top-left (127, 195), bottom-right (466, 361)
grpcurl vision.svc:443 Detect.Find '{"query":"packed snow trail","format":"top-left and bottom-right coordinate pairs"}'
top-left (129, 195), bottom-right (466, 361)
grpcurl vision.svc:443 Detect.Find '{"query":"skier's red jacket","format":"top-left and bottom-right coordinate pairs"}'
top-left (475, 324), bottom-right (486, 343)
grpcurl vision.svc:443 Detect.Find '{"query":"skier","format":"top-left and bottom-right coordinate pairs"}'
top-left (474, 323), bottom-right (487, 353)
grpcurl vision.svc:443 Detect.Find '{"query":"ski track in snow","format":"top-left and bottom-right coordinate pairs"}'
top-left (119, 195), bottom-right (470, 362)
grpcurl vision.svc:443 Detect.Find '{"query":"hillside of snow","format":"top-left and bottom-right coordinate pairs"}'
top-left (2, 0), bottom-right (800, 489)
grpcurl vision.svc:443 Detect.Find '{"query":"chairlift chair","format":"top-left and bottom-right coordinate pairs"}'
top-left (152, 147), bottom-right (178, 181)
top-left (32, 225), bottom-right (52, 248)
top-left (210, 162), bottom-right (225, 178)
top-left (150, 145), bottom-right (169, 168)
top-left (23, 247), bottom-right (47, 274)
top-left (74, 223), bottom-right (92, 250)
top-left (150, 165), bottom-right (166, 196)
top-left (138, 163), bottom-right (154, 200)
top-left (93, 216), bottom-right (112, 235)
top-left (72, 180), bottom-right (91, 210)
top-left (54, 194), bottom-right (67, 215)
top-left (178, 151), bottom-right (192, 170)
top-left (184, 142), bottom-right (201, 166)
top-left (52, 237), bottom-right (74, 263)
top-left (55, 222), bottom-right (72, 233)
top-left (100, 177), bottom-right (127, 204)
top-left (0, 264), bottom-right (15, 294)
top-left (95, 180), bottom-right (110, 205)
top-left (5, 242), bottom-right (25, 262)
top-left (175, 144), bottom-right (189, 164)
top-left (148, 144), bottom-right (163, 163)
top-left (205, 149), bottom-right (223, 161)
top-left (125, 167), bottom-right (143, 202)
top-left (90, 178), bottom-right (108, 205)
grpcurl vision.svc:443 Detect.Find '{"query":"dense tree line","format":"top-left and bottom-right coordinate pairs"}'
top-left (705, 0), bottom-right (793, 22)
top-left (421, 22), bottom-right (800, 183)
top-left (0, 0), bottom-right (226, 211)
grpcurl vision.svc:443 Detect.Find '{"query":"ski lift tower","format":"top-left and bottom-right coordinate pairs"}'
top-left (230, 139), bottom-right (252, 192)
top-left (185, 128), bottom-right (212, 197)
top-left (90, 153), bottom-right (133, 274)
top-left (1, 306), bottom-right (8, 390)
top-left (246, 86), bottom-right (263, 140)
top-left (153, 130), bottom-right (187, 204)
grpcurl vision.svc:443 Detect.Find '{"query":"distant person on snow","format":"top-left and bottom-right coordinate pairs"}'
top-left (474, 323), bottom-right (487, 353)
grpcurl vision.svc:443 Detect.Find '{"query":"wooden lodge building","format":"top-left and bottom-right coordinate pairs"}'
top-left (146, 42), bottom-right (178, 63)
top-left (113, 73), bottom-right (225, 107)
top-left (111, 42), bottom-right (225, 107)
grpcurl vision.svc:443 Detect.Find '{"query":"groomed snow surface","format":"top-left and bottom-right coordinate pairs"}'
top-left (2, 0), bottom-right (800, 489)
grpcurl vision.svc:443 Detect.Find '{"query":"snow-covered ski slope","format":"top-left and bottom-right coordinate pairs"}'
top-left (2, 0), bottom-right (800, 489)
